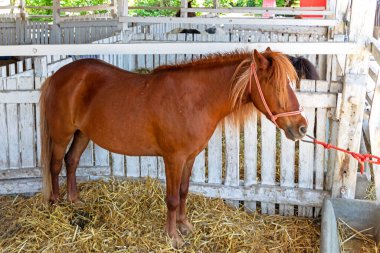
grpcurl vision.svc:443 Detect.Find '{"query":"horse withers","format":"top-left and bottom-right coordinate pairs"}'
top-left (39, 48), bottom-right (307, 248)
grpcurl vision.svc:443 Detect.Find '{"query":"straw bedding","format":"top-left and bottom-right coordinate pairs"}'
top-left (0, 178), bottom-right (320, 252)
top-left (338, 218), bottom-right (379, 253)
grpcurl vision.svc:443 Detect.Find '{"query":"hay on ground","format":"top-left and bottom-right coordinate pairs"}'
top-left (338, 218), bottom-right (379, 253)
top-left (1, 178), bottom-right (320, 252)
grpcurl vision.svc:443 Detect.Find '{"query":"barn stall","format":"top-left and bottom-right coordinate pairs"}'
top-left (0, 0), bottom-right (380, 251)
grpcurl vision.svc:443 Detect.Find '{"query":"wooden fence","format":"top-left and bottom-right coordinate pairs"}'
top-left (0, 18), bottom-right (119, 45)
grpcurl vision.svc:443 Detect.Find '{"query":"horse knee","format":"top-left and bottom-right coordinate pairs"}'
top-left (166, 195), bottom-right (180, 211)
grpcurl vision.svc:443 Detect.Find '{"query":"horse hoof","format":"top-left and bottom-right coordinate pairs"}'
top-left (48, 195), bottom-right (59, 204)
top-left (170, 234), bottom-right (184, 249)
top-left (72, 200), bottom-right (86, 209)
top-left (178, 221), bottom-right (194, 236)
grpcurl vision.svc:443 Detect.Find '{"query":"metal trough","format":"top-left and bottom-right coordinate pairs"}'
top-left (321, 198), bottom-right (380, 252)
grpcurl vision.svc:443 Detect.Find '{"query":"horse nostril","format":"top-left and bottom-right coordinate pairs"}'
top-left (299, 126), bottom-right (307, 135)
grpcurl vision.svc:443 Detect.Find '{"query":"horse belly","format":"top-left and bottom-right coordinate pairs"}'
top-left (85, 125), bottom-right (160, 156)
top-left (78, 106), bottom-right (160, 156)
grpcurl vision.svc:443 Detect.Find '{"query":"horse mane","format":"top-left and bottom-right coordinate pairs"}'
top-left (229, 51), bottom-right (298, 126)
top-left (152, 50), bottom-right (251, 73)
top-left (152, 50), bottom-right (298, 127)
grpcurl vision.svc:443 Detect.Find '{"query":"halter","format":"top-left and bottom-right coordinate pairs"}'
top-left (249, 61), bottom-right (304, 128)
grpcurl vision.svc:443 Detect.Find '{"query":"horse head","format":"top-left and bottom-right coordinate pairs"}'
top-left (252, 48), bottom-right (308, 140)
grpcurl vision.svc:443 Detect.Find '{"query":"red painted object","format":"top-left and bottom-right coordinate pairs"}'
top-left (300, 0), bottom-right (326, 18)
top-left (262, 0), bottom-right (276, 18)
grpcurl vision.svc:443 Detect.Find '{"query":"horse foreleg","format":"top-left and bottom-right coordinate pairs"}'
top-left (164, 156), bottom-right (185, 249)
top-left (177, 158), bottom-right (195, 236)
top-left (64, 131), bottom-right (90, 203)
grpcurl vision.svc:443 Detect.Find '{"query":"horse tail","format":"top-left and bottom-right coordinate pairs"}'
top-left (40, 77), bottom-right (53, 202)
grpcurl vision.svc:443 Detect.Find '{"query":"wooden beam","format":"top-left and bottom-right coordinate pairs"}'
top-left (25, 6), bottom-right (53, 10)
top-left (0, 166), bottom-right (110, 180)
top-left (128, 6), bottom-right (179, 10)
top-left (189, 182), bottom-right (330, 207)
top-left (119, 16), bottom-right (338, 26)
top-left (180, 7), bottom-right (333, 15)
top-left (0, 87), bottom-right (338, 107)
top-left (369, 61), bottom-right (380, 203)
top-left (331, 0), bottom-right (377, 199)
top-left (60, 4), bottom-right (114, 12)
top-left (0, 42), bottom-right (359, 56)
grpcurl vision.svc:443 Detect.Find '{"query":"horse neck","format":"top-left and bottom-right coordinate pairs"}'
top-left (195, 61), bottom-right (250, 120)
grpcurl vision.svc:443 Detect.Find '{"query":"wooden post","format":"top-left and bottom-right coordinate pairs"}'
top-left (331, 0), bottom-right (377, 199)
top-left (52, 0), bottom-right (60, 25)
top-left (118, 0), bottom-right (129, 35)
top-left (51, 0), bottom-right (61, 44)
top-left (369, 63), bottom-right (380, 203)
top-left (19, 0), bottom-right (26, 20)
top-left (181, 0), bottom-right (188, 18)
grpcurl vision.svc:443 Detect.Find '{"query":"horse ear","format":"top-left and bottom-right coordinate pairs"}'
top-left (253, 49), bottom-right (269, 70)
top-left (265, 47), bottom-right (271, 52)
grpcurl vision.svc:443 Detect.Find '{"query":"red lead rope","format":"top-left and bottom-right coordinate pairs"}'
top-left (302, 134), bottom-right (380, 175)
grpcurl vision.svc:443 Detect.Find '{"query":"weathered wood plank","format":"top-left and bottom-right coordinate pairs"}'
top-left (79, 142), bottom-right (94, 166)
top-left (244, 109), bottom-right (257, 212)
top-left (5, 77), bottom-right (20, 168)
top-left (369, 58), bottom-right (380, 203)
top-left (18, 76), bottom-right (35, 168)
top-left (298, 80), bottom-right (316, 217)
top-left (207, 125), bottom-right (222, 184)
top-left (111, 153), bottom-right (124, 177)
top-left (0, 66), bottom-right (8, 169)
top-left (157, 156), bottom-right (165, 180)
top-left (141, 156), bottom-right (158, 178)
top-left (0, 90), bottom-right (335, 106)
top-left (332, 74), bottom-right (368, 198)
top-left (126, 156), bottom-right (140, 177)
top-left (189, 182), bottom-right (330, 207)
top-left (94, 145), bottom-right (109, 166)
top-left (0, 166), bottom-right (110, 180)
top-left (279, 131), bottom-right (295, 216)
top-left (34, 56), bottom-right (48, 167)
top-left (191, 150), bottom-right (205, 183)
top-left (314, 80), bottom-right (329, 216)
top-left (224, 117), bottom-right (240, 208)
top-left (260, 115), bottom-right (276, 214)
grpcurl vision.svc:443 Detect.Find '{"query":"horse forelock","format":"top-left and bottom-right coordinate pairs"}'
top-left (263, 51), bottom-right (298, 109)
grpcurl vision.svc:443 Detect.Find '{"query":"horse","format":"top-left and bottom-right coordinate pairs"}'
top-left (287, 55), bottom-right (320, 81)
top-left (39, 48), bottom-right (308, 248)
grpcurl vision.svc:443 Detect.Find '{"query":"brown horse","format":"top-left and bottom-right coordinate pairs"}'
top-left (39, 48), bottom-right (307, 248)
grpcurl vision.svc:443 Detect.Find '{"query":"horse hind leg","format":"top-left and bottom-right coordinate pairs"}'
top-left (64, 130), bottom-right (90, 203)
top-left (49, 140), bottom-right (71, 203)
